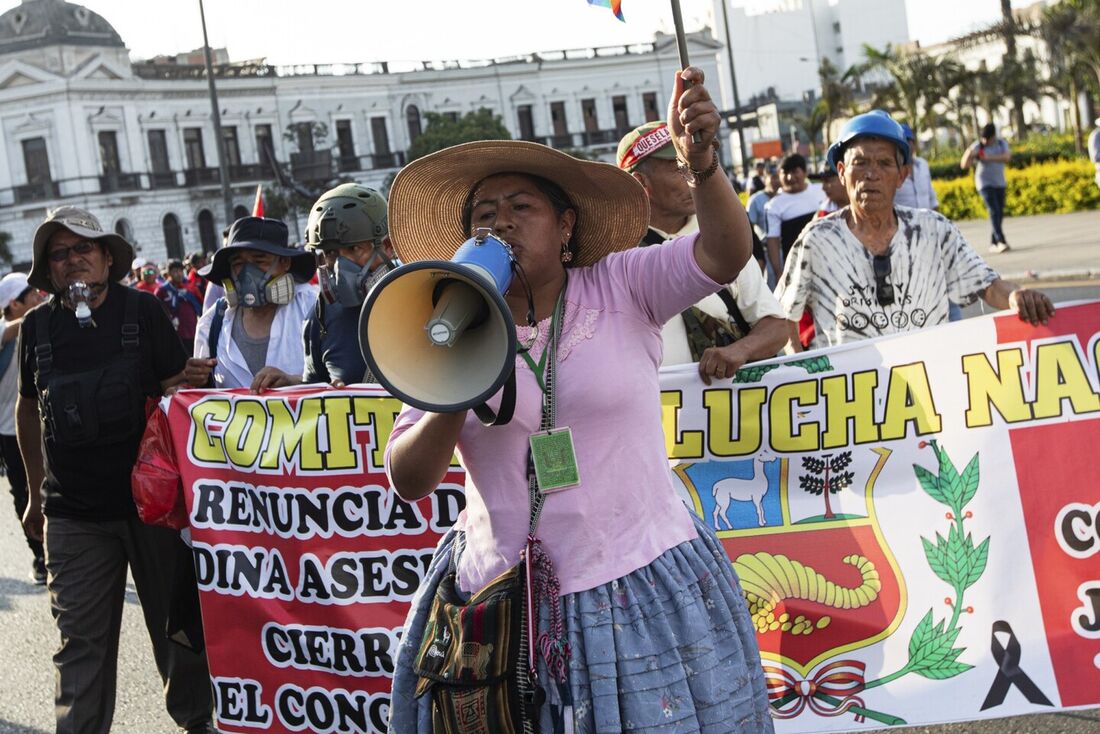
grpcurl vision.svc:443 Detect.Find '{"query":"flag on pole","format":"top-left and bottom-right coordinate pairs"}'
top-left (252, 184), bottom-right (264, 217)
top-left (587, 0), bottom-right (625, 22)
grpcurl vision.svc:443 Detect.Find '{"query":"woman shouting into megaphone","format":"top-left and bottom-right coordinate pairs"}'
top-left (383, 67), bottom-right (773, 734)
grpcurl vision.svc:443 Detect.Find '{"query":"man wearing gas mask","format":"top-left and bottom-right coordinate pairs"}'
top-left (185, 217), bottom-right (317, 391)
top-left (246, 183), bottom-right (395, 389)
top-left (15, 206), bottom-right (215, 734)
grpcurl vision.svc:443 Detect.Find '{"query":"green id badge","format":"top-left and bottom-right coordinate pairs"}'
top-left (529, 427), bottom-right (580, 493)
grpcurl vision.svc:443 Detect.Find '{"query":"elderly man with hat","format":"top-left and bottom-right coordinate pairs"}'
top-left (15, 206), bottom-right (215, 734)
top-left (617, 121), bottom-right (787, 382)
top-left (775, 111), bottom-right (1054, 350)
top-left (185, 216), bottom-right (318, 391)
top-left (0, 272), bottom-right (44, 584)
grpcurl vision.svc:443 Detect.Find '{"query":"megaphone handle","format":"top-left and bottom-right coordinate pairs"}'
top-left (472, 367), bottom-right (516, 427)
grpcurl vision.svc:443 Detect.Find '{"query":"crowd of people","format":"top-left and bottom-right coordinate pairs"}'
top-left (0, 65), bottom-right (1061, 734)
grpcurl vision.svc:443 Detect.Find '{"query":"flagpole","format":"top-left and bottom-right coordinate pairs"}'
top-left (668, 0), bottom-right (703, 144)
top-left (198, 0), bottom-right (235, 229)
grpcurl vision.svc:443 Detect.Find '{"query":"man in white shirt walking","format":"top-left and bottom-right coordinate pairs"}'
top-left (894, 123), bottom-right (938, 211)
top-left (764, 154), bottom-right (822, 281)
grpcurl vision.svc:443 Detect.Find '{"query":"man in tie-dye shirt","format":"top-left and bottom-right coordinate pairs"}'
top-left (775, 111), bottom-right (1054, 351)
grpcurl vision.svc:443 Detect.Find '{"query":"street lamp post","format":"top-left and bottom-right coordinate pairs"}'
top-left (719, 0), bottom-right (750, 178)
top-left (198, 0), bottom-right (235, 229)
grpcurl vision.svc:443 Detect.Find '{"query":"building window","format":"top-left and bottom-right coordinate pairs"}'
top-left (612, 96), bottom-right (629, 134)
top-left (222, 126), bottom-right (241, 166)
top-left (22, 137), bottom-right (51, 184)
top-left (642, 93), bottom-right (659, 123)
top-left (833, 21), bottom-right (841, 34)
top-left (294, 122), bottom-right (315, 152)
top-left (550, 102), bottom-right (568, 138)
top-left (183, 128), bottom-right (206, 169)
top-left (162, 213), bottom-right (184, 260)
top-left (114, 218), bottom-right (133, 241)
top-left (197, 209), bottom-right (217, 253)
top-left (517, 105), bottom-right (535, 140)
top-left (255, 124), bottom-right (274, 169)
top-left (148, 130), bottom-right (170, 172)
top-left (443, 112), bottom-right (459, 122)
top-left (405, 105), bottom-right (422, 143)
top-left (582, 98), bottom-right (598, 132)
top-left (336, 119), bottom-right (357, 171)
top-left (98, 131), bottom-right (121, 174)
top-left (371, 117), bottom-right (391, 155)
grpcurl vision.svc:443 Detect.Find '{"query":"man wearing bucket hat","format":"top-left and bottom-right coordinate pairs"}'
top-left (775, 110), bottom-right (1053, 350)
top-left (14, 206), bottom-right (215, 734)
top-left (0, 272), bottom-right (44, 584)
top-left (383, 67), bottom-right (772, 733)
top-left (185, 216), bottom-right (318, 391)
top-left (617, 121), bottom-right (788, 383)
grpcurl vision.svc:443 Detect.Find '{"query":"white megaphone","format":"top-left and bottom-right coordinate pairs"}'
top-left (359, 228), bottom-right (519, 423)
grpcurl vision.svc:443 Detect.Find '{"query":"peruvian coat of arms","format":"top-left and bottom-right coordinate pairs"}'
top-left (673, 439), bottom-right (988, 727)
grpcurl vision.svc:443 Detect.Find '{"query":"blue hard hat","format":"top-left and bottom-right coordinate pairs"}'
top-left (826, 110), bottom-right (912, 171)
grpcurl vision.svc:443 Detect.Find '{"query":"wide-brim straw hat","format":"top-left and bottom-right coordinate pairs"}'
top-left (388, 140), bottom-right (649, 268)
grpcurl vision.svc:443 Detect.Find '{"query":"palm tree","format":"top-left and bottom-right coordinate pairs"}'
top-left (847, 44), bottom-right (953, 135)
top-left (1037, 0), bottom-right (1100, 152)
top-left (999, 0), bottom-right (1028, 138)
top-left (816, 57), bottom-right (853, 147)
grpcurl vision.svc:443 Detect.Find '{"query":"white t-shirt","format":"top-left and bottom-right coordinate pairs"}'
top-left (647, 217), bottom-right (786, 366)
top-left (775, 206), bottom-right (998, 349)
top-left (765, 184), bottom-right (823, 239)
top-left (894, 155), bottom-right (939, 210)
top-left (0, 322), bottom-right (18, 436)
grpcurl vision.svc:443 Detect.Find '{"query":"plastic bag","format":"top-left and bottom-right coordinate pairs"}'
top-left (131, 403), bottom-right (188, 529)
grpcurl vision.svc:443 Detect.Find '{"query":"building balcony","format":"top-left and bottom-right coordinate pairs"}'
top-left (369, 152), bottom-right (405, 169)
top-left (14, 181), bottom-right (60, 204)
top-left (581, 129), bottom-right (623, 146)
top-left (148, 171), bottom-right (180, 189)
top-left (98, 172), bottom-right (143, 193)
top-left (290, 150), bottom-right (333, 183)
top-left (337, 155), bottom-right (360, 173)
top-left (183, 167), bottom-right (222, 186)
top-left (229, 164), bottom-right (266, 182)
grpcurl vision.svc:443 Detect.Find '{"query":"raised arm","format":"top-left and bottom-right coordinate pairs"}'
top-left (667, 67), bottom-right (751, 285)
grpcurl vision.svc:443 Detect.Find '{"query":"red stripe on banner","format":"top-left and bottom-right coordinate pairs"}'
top-left (997, 303), bottom-right (1100, 707)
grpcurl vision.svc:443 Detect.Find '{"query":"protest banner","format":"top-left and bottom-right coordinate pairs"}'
top-left (146, 301), bottom-right (1100, 733)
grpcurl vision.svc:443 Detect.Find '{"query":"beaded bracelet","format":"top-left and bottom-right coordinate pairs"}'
top-left (677, 139), bottom-right (721, 185)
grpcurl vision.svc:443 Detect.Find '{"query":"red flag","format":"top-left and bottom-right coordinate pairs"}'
top-left (252, 184), bottom-right (264, 218)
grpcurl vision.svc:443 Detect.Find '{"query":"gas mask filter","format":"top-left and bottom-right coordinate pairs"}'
top-left (223, 263), bottom-right (295, 308)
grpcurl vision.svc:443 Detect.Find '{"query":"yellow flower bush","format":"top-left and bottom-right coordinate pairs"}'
top-left (934, 159), bottom-right (1100, 221)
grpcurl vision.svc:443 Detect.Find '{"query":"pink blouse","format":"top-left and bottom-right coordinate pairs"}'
top-left (385, 234), bottom-right (723, 595)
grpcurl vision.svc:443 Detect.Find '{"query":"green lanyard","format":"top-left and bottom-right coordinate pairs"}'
top-left (518, 282), bottom-right (566, 397)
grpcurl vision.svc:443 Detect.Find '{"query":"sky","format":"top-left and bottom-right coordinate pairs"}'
top-left (4, 0), bottom-right (1033, 66)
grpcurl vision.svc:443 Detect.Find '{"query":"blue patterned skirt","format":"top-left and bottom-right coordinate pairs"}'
top-left (388, 511), bottom-right (774, 733)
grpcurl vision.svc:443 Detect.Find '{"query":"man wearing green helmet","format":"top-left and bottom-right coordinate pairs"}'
top-left (304, 183), bottom-right (395, 385)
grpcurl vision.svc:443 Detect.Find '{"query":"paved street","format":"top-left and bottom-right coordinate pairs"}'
top-left (0, 231), bottom-right (1097, 733)
top-left (953, 209), bottom-right (1100, 283)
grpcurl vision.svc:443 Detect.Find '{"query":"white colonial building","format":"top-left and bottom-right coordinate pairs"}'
top-left (0, 0), bottom-right (721, 267)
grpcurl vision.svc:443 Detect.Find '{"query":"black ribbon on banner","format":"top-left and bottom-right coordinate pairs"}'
top-left (980, 620), bottom-right (1053, 711)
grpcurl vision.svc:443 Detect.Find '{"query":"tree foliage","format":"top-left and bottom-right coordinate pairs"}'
top-left (407, 109), bottom-right (512, 162)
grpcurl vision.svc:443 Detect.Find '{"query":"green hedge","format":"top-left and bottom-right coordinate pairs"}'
top-left (933, 159), bottom-right (1100, 221)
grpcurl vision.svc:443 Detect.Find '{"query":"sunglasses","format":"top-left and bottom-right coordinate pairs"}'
top-left (142, 268), bottom-right (157, 276)
top-left (47, 240), bottom-right (98, 262)
top-left (873, 255), bottom-right (895, 307)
